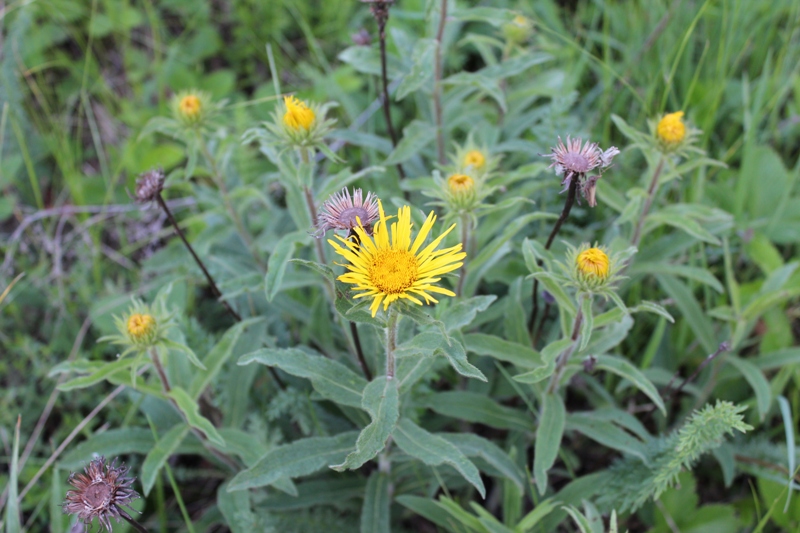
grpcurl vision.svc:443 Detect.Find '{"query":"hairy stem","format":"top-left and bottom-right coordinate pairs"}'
top-left (528, 176), bottom-right (580, 338)
top-left (386, 307), bottom-right (399, 379)
top-left (630, 157), bottom-right (665, 248)
top-left (456, 213), bottom-right (470, 297)
top-left (546, 296), bottom-right (584, 394)
top-left (156, 194), bottom-right (241, 321)
top-left (122, 516), bottom-right (151, 533)
top-left (197, 132), bottom-right (265, 270)
top-left (433, 0), bottom-right (448, 165)
top-left (374, 2), bottom-right (406, 180)
top-left (350, 321), bottom-right (373, 381)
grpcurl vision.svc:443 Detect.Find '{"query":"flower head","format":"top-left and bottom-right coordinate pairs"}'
top-left (502, 13), bottom-right (533, 44)
top-left (316, 187), bottom-right (380, 237)
top-left (133, 168), bottom-right (165, 204)
top-left (544, 136), bottom-right (619, 207)
top-left (576, 247), bottom-right (610, 279)
top-left (463, 150), bottom-right (486, 171)
top-left (171, 90), bottom-right (211, 126)
top-left (283, 95), bottom-right (316, 131)
top-left (126, 313), bottom-right (156, 341)
top-left (656, 111), bottom-right (687, 148)
top-left (447, 173), bottom-right (474, 195)
top-left (100, 298), bottom-right (170, 356)
top-left (63, 456), bottom-right (139, 532)
top-left (328, 201), bottom-right (465, 316)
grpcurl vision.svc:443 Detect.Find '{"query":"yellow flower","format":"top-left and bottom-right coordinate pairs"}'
top-left (283, 95), bottom-right (315, 131)
top-left (178, 95), bottom-right (201, 119)
top-left (656, 111), bottom-right (686, 145)
top-left (448, 173), bottom-right (474, 194)
top-left (328, 202), bottom-right (466, 316)
top-left (576, 247), bottom-right (610, 279)
top-left (512, 14), bottom-right (528, 25)
top-left (127, 313), bottom-right (156, 341)
top-left (463, 150), bottom-right (486, 170)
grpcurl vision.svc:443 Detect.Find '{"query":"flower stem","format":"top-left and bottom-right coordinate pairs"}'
top-left (122, 516), bottom-right (151, 533)
top-left (630, 157), bottom-right (665, 248)
top-left (372, 1), bottom-right (406, 181)
top-left (528, 176), bottom-right (580, 339)
top-left (156, 193), bottom-right (241, 322)
top-left (546, 296), bottom-right (584, 394)
top-left (196, 132), bottom-right (266, 270)
top-left (433, 0), bottom-right (448, 165)
top-left (456, 213), bottom-right (470, 297)
top-left (385, 307), bottom-right (399, 379)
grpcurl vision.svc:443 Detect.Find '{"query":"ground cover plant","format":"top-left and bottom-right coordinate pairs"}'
top-left (2, 0), bottom-right (800, 531)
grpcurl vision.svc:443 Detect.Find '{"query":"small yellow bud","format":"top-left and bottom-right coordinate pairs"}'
top-left (656, 111), bottom-right (686, 145)
top-left (576, 248), bottom-right (610, 279)
top-left (178, 95), bottom-right (202, 120)
top-left (283, 95), bottom-right (315, 131)
top-left (448, 173), bottom-right (474, 194)
top-left (463, 150), bottom-right (486, 170)
top-left (127, 313), bottom-right (156, 341)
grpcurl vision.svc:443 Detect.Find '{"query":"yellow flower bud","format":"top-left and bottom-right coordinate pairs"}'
top-left (127, 313), bottom-right (156, 341)
top-left (178, 95), bottom-right (201, 120)
top-left (656, 111), bottom-right (686, 146)
top-left (447, 173), bottom-right (474, 195)
top-left (283, 95), bottom-right (316, 131)
top-left (463, 150), bottom-right (486, 170)
top-left (576, 247), bottom-right (610, 279)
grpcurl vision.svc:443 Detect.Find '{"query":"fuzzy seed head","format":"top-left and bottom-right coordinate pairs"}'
top-left (316, 188), bottom-right (380, 237)
top-left (63, 456), bottom-right (139, 532)
top-left (134, 168), bottom-right (164, 203)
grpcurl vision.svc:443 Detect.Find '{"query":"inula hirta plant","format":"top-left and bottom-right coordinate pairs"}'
top-left (328, 201), bottom-right (465, 316)
top-left (63, 456), bottom-right (140, 532)
top-left (315, 187), bottom-right (380, 237)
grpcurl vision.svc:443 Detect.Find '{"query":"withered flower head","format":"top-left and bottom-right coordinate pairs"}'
top-left (63, 456), bottom-right (140, 532)
top-left (134, 168), bottom-right (165, 204)
top-left (315, 187), bottom-right (380, 237)
top-left (544, 136), bottom-right (619, 207)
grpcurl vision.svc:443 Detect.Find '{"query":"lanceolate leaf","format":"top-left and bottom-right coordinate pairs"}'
top-left (332, 377), bottom-right (399, 471)
top-left (439, 433), bottom-right (526, 489)
top-left (169, 386), bottom-right (225, 447)
top-left (142, 424), bottom-right (189, 496)
top-left (228, 432), bottom-right (358, 491)
top-left (265, 230), bottom-right (309, 301)
top-left (239, 347), bottom-right (368, 408)
top-left (595, 355), bottom-right (666, 415)
top-left (393, 418), bottom-right (486, 498)
top-left (422, 391), bottom-right (533, 431)
top-left (727, 356), bottom-right (771, 420)
top-left (534, 392), bottom-right (566, 495)
top-left (360, 472), bottom-right (391, 533)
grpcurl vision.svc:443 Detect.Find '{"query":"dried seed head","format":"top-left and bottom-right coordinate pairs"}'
top-left (134, 168), bottom-right (164, 203)
top-left (316, 188), bottom-right (380, 237)
top-left (63, 456), bottom-right (139, 532)
top-left (544, 136), bottom-right (619, 206)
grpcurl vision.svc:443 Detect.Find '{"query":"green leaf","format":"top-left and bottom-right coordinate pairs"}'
top-left (261, 478), bottom-right (365, 511)
top-left (656, 275), bottom-right (718, 354)
top-left (445, 72), bottom-right (506, 112)
top-left (142, 424), bottom-right (189, 496)
top-left (291, 258), bottom-right (335, 283)
top-left (395, 39), bottom-right (436, 100)
top-left (423, 391), bottom-right (533, 431)
top-left (529, 272), bottom-right (577, 317)
top-left (385, 120), bottom-right (436, 166)
top-left (513, 338), bottom-right (572, 384)
top-left (517, 498), bottom-right (560, 531)
top-left (630, 262), bottom-right (724, 293)
top-left (189, 318), bottom-right (262, 399)
top-left (579, 296), bottom-right (594, 351)
top-left (595, 354), bottom-right (666, 415)
top-left (440, 295), bottom-right (497, 332)
top-left (332, 377), bottom-right (399, 471)
top-left (217, 481), bottom-right (257, 533)
top-left (265, 231), bottom-right (309, 301)
top-left (169, 386), bottom-right (225, 447)
top-left (59, 428), bottom-right (155, 470)
top-left (464, 333), bottom-right (543, 368)
top-left (398, 332), bottom-right (486, 381)
top-left (534, 392), bottom-right (566, 495)
top-left (398, 302), bottom-right (448, 339)
top-left (335, 280), bottom-right (387, 327)
top-left (394, 418), bottom-right (486, 498)
top-left (361, 472), bottom-right (391, 533)
top-left (644, 207), bottom-right (721, 245)
top-left (228, 432), bottom-right (358, 491)
top-left (161, 338), bottom-right (206, 370)
top-left (566, 413), bottom-right (647, 462)
top-left (57, 357), bottom-right (135, 391)
top-left (727, 356), bottom-right (771, 420)
top-left (397, 495), bottom-right (477, 533)
top-left (4, 416), bottom-right (20, 533)
top-left (436, 337), bottom-right (487, 382)
top-left (631, 301), bottom-right (675, 323)
top-left (439, 433), bottom-right (526, 489)
top-left (239, 347), bottom-right (368, 408)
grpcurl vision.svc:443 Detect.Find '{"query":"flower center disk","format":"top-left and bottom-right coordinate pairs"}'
top-left (369, 249), bottom-right (418, 294)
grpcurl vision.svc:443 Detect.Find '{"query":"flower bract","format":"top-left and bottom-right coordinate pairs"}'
top-left (328, 202), bottom-right (465, 316)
